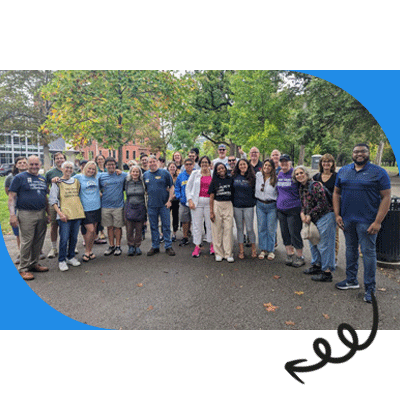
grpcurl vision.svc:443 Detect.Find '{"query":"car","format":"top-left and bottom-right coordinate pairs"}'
top-left (0, 164), bottom-right (13, 176)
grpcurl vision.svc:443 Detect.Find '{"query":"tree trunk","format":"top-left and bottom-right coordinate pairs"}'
top-left (375, 140), bottom-right (385, 166)
top-left (229, 139), bottom-right (235, 157)
top-left (298, 145), bottom-right (305, 166)
top-left (43, 143), bottom-right (51, 172)
top-left (118, 145), bottom-right (123, 169)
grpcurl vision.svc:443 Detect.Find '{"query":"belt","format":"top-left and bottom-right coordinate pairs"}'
top-left (256, 198), bottom-right (276, 204)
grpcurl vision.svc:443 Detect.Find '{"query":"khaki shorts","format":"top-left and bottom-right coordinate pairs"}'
top-left (101, 208), bottom-right (124, 228)
top-left (49, 206), bottom-right (58, 226)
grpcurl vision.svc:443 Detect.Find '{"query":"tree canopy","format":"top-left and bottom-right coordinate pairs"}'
top-left (1, 69), bottom-right (394, 169)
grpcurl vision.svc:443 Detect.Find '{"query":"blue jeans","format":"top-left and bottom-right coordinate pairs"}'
top-left (256, 201), bottom-right (277, 252)
top-left (147, 206), bottom-right (172, 249)
top-left (309, 212), bottom-right (336, 272)
top-left (58, 219), bottom-right (82, 262)
top-left (343, 220), bottom-right (377, 292)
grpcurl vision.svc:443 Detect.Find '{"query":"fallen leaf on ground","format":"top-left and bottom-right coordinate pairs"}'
top-left (285, 321), bottom-right (295, 326)
top-left (264, 302), bottom-right (279, 312)
top-left (323, 313), bottom-right (330, 319)
top-left (147, 305), bottom-right (153, 311)
top-left (137, 283), bottom-right (143, 287)
top-left (101, 280), bottom-right (105, 283)
top-left (273, 275), bottom-right (281, 279)
top-left (378, 288), bottom-right (387, 292)
top-left (295, 291), bottom-right (304, 295)
top-left (296, 306), bottom-right (302, 310)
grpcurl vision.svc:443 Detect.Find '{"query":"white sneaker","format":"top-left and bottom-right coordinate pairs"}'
top-left (75, 247), bottom-right (79, 254)
top-left (59, 261), bottom-right (69, 271)
top-left (227, 257), bottom-right (235, 263)
top-left (67, 257), bottom-right (81, 267)
top-left (48, 248), bottom-right (58, 258)
top-left (215, 255), bottom-right (223, 262)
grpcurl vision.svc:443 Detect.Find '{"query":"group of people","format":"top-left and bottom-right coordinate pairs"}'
top-left (7, 142), bottom-right (391, 304)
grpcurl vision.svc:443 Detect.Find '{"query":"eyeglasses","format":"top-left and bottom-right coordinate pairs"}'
top-left (228, 159), bottom-right (236, 162)
top-left (218, 149), bottom-right (226, 152)
top-left (260, 183), bottom-right (265, 192)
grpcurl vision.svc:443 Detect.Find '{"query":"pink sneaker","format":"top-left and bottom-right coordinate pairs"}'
top-left (209, 243), bottom-right (215, 255)
top-left (192, 245), bottom-right (201, 258)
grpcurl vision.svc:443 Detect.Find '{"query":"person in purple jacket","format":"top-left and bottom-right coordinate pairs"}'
top-left (276, 154), bottom-right (304, 267)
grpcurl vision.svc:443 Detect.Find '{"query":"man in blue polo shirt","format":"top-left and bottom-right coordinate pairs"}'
top-left (333, 143), bottom-right (391, 303)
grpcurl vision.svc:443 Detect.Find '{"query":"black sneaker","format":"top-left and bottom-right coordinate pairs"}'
top-left (311, 272), bottom-right (333, 282)
top-left (245, 234), bottom-right (251, 248)
top-left (147, 247), bottom-right (160, 256)
top-left (104, 246), bottom-right (115, 256)
top-left (128, 246), bottom-right (136, 256)
top-left (159, 234), bottom-right (164, 243)
top-left (172, 234), bottom-right (176, 242)
top-left (179, 237), bottom-right (189, 246)
top-left (114, 246), bottom-right (122, 256)
top-left (303, 264), bottom-right (322, 275)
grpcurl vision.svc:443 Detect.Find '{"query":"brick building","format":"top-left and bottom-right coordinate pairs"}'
top-left (78, 138), bottom-right (155, 163)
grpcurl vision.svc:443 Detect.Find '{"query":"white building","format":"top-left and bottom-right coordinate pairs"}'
top-left (0, 132), bottom-right (44, 164)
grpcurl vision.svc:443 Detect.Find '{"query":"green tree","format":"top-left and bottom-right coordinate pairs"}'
top-left (41, 70), bottom-right (185, 167)
top-left (228, 70), bottom-right (289, 157)
top-left (288, 74), bottom-right (388, 165)
top-left (180, 70), bottom-right (234, 149)
top-left (0, 70), bottom-right (54, 168)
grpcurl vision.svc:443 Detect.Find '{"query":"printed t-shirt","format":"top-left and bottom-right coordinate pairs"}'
top-left (276, 168), bottom-right (301, 211)
top-left (143, 168), bottom-right (173, 208)
top-left (74, 174), bottom-right (101, 211)
top-left (208, 175), bottom-right (233, 202)
top-left (9, 172), bottom-right (48, 211)
top-left (232, 174), bottom-right (256, 208)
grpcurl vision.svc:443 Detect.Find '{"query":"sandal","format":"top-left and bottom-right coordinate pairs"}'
top-left (82, 254), bottom-right (90, 262)
top-left (251, 245), bottom-right (257, 259)
top-left (89, 253), bottom-right (96, 260)
top-left (258, 251), bottom-right (266, 260)
top-left (94, 238), bottom-right (107, 245)
top-left (267, 252), bottom-right (275, 260)
top-left (238, 251), bottom-right (245, 259)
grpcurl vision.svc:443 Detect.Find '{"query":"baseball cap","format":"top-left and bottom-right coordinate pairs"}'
top-left (279, 154), bottom-right (291, 162)
top-left (218, 144), bottom-right (226, 150)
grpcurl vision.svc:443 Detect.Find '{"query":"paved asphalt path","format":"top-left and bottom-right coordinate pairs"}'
top-left (3, 175), bottom-right (400, 330)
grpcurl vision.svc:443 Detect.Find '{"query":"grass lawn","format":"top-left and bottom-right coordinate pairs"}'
top-left (0, 176), bottom-right (12, 235)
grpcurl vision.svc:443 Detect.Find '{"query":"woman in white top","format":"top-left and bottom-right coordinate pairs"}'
top-left (186, 155), bottom-right (214, 258)
top-left (255, 159), bottom-right (278, 260)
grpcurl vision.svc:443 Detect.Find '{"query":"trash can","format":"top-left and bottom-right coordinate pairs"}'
top-left (376, 196), bottom-right (400, 264)
top-left (311, 155), bottom-right (322, 170)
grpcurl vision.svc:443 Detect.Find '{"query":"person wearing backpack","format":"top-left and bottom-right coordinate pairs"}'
top-left (294, 165), bottom-right (336, 282)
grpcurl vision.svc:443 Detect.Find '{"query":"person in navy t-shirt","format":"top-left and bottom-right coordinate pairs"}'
top-left (333, 143), bottom-right (391, 303)
top-left (8, 156), bottom-right (50, 280)
top-left (143, 155), bottom-right (175, 256)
